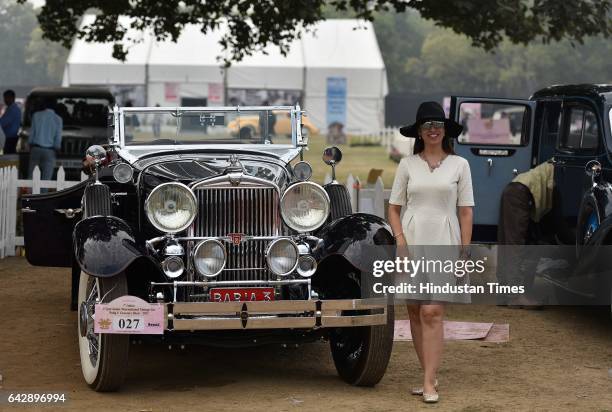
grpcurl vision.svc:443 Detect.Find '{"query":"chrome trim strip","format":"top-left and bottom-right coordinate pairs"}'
top-left (166, 299), bottom-right (388, 330)
top-left (151, 279), bottom-right (309, 288)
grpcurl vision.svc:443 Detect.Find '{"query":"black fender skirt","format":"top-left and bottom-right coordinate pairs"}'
top-left (314, 213), bottom-right (395, 274)
top-left (73, 216), bottom-right (146, 278)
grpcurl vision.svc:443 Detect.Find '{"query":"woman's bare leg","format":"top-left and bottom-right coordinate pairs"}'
top-left (407, 304), bottom-right (425, 370)
top-left (420, 303), bottom-right (444, 394)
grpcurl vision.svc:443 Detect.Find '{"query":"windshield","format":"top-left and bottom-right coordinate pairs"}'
top-left (25, 96), bottom-right (112, 128)
top-left (120, 107), bottom-right (296, 146)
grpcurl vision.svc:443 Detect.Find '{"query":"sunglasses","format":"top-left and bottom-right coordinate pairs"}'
top-left (420, 121), bottom-right (445, 130)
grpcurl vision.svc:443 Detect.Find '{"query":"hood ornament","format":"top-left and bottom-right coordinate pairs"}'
top-left (225, 154), bottom-right (244, 185)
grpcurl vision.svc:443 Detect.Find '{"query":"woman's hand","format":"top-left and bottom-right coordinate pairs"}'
top-left (395, 233), bottom-right (407, 247)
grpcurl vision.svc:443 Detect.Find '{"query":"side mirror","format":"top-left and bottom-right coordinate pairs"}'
top-left (322, 146), bottom-right (342, 182)
top-left (585, 159), bottom-right (602, 186)
top-left (322, 146), bottom-right (342, 165)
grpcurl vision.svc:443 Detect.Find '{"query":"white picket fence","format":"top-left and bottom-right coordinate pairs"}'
top-left (349, 127), bottom-right (399, 151)
top-left (325, 173), bottom-right (391, 218)
top-left (0, 166), bottom-right (87, 258)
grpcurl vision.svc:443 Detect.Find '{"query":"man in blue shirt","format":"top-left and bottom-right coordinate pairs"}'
top-left (1, 90), bottom-right (22, 154)
top-left (28, 98), bottom-right (63, 180)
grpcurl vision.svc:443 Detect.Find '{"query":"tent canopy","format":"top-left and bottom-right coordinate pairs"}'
top-left (63, 17), bottom-right (388, 132)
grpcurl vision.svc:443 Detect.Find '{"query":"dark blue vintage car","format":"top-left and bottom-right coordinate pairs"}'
top-left (450, 84), bottom-right (612, 309)
top-left (21, 105), bottom-right (395, 391)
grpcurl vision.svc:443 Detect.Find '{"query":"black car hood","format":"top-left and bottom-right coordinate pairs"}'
top-left (134, 154), bottom-right (291, 187)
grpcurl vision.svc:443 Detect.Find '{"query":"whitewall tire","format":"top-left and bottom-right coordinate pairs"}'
top-left (77, 271), bottom-right (129, 391)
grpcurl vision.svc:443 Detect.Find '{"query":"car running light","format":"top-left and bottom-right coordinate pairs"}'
top-left (296, 255), bottom-right (317, 278)
top-left (112, 163), bottom-right (134, 183)
top-left (162, 256), bottom-right (184, 279)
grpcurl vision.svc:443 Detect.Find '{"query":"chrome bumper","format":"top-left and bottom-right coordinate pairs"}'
top-left (166, 299), bottom-right (388, 331)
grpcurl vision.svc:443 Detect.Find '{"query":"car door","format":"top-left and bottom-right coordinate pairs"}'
top-left (450, 97), bottom-right (536, 242)
top-left (21, 181), bottom-right (87, 267)
top-left (551, 100), bottom-right (606, 244)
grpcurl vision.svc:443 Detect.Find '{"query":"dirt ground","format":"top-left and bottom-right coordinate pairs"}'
top-left (1, 257), bottom-right (611, 412)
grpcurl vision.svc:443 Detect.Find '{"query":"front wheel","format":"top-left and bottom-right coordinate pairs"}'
top-left (77, 271), bottom-right (129, 391)
top-left (330, 305), bottom-right (395, 386)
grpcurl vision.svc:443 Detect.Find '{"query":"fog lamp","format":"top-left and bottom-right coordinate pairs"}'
top-left (266, 238), bottom-right (298, 276)
top-left (194, 240), bottom-right (226, 277)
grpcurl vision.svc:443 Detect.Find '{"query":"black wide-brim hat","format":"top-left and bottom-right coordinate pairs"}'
top-left (399, 101), bottom-right (463, 138)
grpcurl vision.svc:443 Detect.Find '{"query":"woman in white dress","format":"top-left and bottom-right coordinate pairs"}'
top-left (388, 101), bottom-right (474, 403)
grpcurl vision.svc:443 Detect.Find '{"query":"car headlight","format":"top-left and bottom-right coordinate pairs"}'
top-left (145, 182), bottom-right (197, 233)
top-left (280, 182), bottom-right (330, 232)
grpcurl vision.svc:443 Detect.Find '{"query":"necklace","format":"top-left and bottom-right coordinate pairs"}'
top-left (419, 153), bottom-right (447, 172)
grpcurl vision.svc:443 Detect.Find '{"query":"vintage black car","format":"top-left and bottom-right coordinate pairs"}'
top-left (18, 87), bottom-right (114, 180)
top-left (449, 84), bottom-right (612, 310)
top-left (21, 105), bottom-right (395, 391)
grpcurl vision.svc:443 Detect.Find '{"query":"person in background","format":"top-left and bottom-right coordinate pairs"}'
top-left (497, 160), bottom-right (553, 307)
top-left (1, 90), bottom-right (22, 154)
top-left (152, 103), bottom-right (162, 137)
top-left (28, 98), bottom-right (63, 180)
top-left (0, 121), bottom-right (5, 153)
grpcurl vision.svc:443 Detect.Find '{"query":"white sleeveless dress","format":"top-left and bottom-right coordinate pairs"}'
top-left (389, 154), bottom-right (475, 302)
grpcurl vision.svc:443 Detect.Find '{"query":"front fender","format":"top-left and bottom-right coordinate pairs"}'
top-left (570, 185), bottom-right (612, 296)
top-left (314, 213), bottom-right (395, 274)
top-left (73, 216), bottom-right (145, 278)
top-left (577, 181), bottom-right (612, 250)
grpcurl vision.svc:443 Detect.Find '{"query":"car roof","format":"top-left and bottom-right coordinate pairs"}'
top-left (531, 84), bottom-right (612, 103)
top-left (27, 87), bottom-right (114, 100)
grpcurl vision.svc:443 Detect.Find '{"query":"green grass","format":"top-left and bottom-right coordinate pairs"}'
top-left (302, 134), bottom-right (399, 187)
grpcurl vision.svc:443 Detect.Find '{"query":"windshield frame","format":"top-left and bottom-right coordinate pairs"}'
top-left (111, 105), bottom-right (305, 149)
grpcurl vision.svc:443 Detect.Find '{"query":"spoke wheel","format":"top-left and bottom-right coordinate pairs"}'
top-left (77, 271), bottom-right (129, 391)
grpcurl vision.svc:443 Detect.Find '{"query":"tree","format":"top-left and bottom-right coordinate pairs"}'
top-left (0, 0), bottom-right (68, 86)
top-left (26, 27), bottom-right (70, 83)
top-left (22, 0), bottom-right (611, 65)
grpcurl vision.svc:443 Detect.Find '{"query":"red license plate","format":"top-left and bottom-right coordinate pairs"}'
top-left (209, 287), bottom-right (275, 302)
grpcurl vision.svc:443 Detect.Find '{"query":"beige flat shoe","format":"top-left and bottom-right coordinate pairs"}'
top-left (422, 392), bottom-right (439, 403)
top-left (410, 379), bottom-right (438, 395)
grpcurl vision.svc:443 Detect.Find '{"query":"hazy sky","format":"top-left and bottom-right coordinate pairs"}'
top-left (29, 0), bottom-right (44, 8)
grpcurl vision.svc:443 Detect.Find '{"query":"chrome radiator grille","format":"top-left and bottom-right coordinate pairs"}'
top-left (192, 186), bottom-right (281, 282)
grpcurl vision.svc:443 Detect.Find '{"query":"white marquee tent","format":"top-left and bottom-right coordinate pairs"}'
top-left (63, 16), bottom-right (387, 134)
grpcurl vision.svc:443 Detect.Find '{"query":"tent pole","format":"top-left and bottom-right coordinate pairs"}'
top-left (223, 67), bottom-right (228, 105)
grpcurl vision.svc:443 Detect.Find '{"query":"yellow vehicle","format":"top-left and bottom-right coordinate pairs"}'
top-left (228, 110), bottom-right (319, 137)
